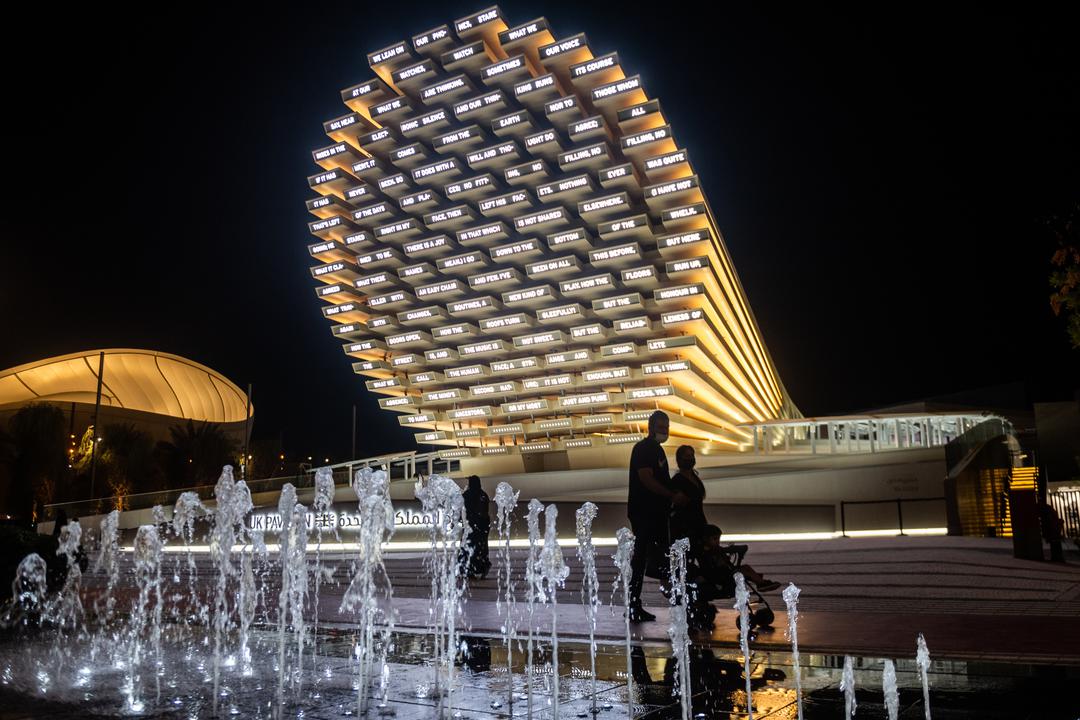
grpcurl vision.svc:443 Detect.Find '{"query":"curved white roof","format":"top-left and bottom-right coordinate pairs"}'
top-left (0, 349), bottom-right (250, 424)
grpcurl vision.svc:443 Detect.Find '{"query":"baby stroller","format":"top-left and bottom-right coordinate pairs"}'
top-left (682, 542), bottom-right (776, 634)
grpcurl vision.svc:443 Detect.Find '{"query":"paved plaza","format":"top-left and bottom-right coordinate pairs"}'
top-left (348, 536), bottom-right (1080, 663)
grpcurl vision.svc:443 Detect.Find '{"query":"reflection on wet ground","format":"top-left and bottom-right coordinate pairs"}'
top-left (0, 627), bottom-right (1078, 718)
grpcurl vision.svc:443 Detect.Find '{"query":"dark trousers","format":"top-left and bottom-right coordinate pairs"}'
top-left (459, 523), bottom-right (491, 577)
top-left (629, 514), bottom-right (668, 607)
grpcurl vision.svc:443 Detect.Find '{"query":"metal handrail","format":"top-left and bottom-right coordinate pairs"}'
top-left (41, 449), bottom-right (459, 521)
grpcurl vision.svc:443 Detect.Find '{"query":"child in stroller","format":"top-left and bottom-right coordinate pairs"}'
top-left (684, 524), bottom-right (781, 631)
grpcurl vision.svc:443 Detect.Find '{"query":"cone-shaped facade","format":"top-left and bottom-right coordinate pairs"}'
top-left (306, 7), bottom-right (799, 466)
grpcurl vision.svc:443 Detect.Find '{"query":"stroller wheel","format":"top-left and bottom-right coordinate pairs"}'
top-left (753, 607), bottom-right (775, 628)
top-left (735, 615), bottom-right (760, 642)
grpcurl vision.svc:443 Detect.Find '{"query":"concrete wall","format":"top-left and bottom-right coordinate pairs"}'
top-left (41, 447), bottom-right (947, 540)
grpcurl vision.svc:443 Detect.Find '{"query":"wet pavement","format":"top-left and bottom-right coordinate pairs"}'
top-left (325, 536), bottom-right (1080, 663)
top-left (5, 535), bottom-right (1077, 717)
top-left (0, 628), bottom-right (1078, 718)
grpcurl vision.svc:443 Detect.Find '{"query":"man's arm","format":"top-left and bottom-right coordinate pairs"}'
top-left (637, 467), bottom-right (674, 498)
top-left (638, 467), bottom-right (689, 507)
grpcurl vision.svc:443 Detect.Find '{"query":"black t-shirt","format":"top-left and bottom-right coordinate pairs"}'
top-left (628, 437), bottom-right (670, 521)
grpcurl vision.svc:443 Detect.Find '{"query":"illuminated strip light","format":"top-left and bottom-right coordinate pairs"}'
top-left (1010, 466), bottom-right (1038, 490)
top-left (438, 449), bottom-right (471, 458)
top-left (838, 527), bottom-right (947, 538)
top-left (605, 433), bottom-right (644, 445)
top-left (488, 424), bottom-right (524, 436)
top-left (119, 528), bottom-right (948, 554)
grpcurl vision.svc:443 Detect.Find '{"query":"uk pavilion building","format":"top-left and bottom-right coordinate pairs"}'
top-left (302, 7), bottom-right (1013, 536)
top-left (306, 7), bottom-right (799, 474)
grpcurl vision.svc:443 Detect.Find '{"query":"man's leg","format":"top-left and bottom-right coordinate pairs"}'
top-left (628, 517), bottom-right (657, 621)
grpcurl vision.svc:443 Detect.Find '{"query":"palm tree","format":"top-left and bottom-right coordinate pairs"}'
top-left (155, 420), bottom-right (236, 488)
top-left (1048, 201), bottom-right (1080, 349)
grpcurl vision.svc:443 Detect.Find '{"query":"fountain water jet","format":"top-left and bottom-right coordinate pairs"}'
top-left (734, 572), bottom-right (753, 720)
top-left (415, 473), bottom-right (468, 718)
top-left (882, 659), bottom-right (899, 720)
top-left (916, 633), bottom-right (932, 719)
top-left (575, 502), bottom-right (601, 716)
top-left (239, 540), bottom-right (257, 678)
top-left (667, 537), bottom-right (691, 720)
top-left (210, 466), bottom-right (253, 714)
top-left (841, 655), bottom-right (856, 717)
top-left (126, 524), bottom-right (163, 713)
top-left (493, 481), bottom-right (519, 714)
top-left (523, 498), bottom-right (543, 718)
top-left (53, 520), bottom-right (84, 635)
top-left (782, 582), bottom-right (803, 720)
top-left (172, 491), bottom-right (206, 625)
top-left (612, 527), bottom-right (635, 720)
top-left (310, 465), bottom-right (338, 694)
top-left (536, 503), bottom-right (569, 719)
top-left (275, 483), bottom-right (309, 708)
top-left (341, 466), bottom-right (395, 716)
top-left (92, 510), bottom-right (120, 627)
top-left (2, 553), bottom-right (47, 628)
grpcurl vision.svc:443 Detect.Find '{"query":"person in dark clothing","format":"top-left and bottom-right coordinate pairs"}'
top-left (694, 525), bottom-right (780, 597)
top-left (669, 448), bottom-right (779, 629)
top-left (51, 509), bottom-right (68, 539)
top-left (669, 445), bottom-right (708, 547)
top-left (1040, 502), bottom-right (1066, 563)
top-left (627, 410), bottom-right (687, 622)
top-left (460, 475), bottom-right (492, 579)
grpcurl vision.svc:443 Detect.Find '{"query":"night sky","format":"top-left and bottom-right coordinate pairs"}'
top-left (2, 3), bottom-right (1077, 462)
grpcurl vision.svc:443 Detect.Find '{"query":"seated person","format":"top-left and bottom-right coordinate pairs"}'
top-left (691, 524), bottom-right (781, 598)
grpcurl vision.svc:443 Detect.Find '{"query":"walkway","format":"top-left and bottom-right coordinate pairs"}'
top-left (352, 536), bottom-right (1080, 663)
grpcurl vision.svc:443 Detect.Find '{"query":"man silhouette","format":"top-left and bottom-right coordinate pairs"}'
top-left (626, 410), bottom-right (686, 621)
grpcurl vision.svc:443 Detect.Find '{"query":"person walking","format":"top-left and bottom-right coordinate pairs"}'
top-left (626, 410), bottom-right (687, 621)
top-left (460, 475), bottom-right (492, 579)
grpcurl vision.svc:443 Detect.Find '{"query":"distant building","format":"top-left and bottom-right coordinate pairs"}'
top-left (0, 349), bottom-right (251, 446)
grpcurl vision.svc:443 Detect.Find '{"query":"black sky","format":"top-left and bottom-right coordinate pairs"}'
top-left (1, 3), bottom-right (1077, 461)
